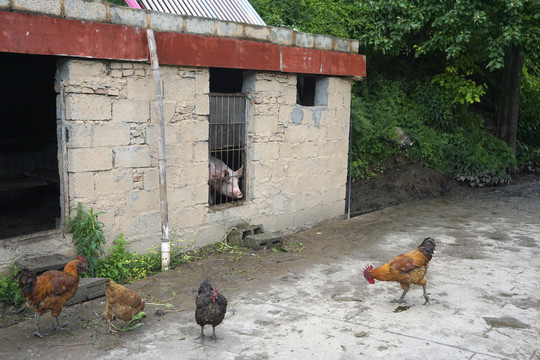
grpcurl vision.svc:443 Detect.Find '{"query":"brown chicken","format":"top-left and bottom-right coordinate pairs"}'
top-left (18, 255), bottom-right (88, 338)
top-left (104, 279), bottom-right (145, 332)
top-left (363, 237), bottom-right (436, 304)
top-left (195, 279), bottom-right (227, 341)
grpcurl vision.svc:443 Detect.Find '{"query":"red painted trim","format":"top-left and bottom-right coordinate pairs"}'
top-left (0, 11), bottom-right (148, 60)
top-left (0, 11), bottom-right (366, 77)
top-left (154, 32), bottom-right (281, 71)
top-left (282, 47), bottom-right (366, 77)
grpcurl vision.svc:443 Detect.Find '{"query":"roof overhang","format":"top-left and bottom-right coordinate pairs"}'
top-left (0, 11), bottom-right (366, 78)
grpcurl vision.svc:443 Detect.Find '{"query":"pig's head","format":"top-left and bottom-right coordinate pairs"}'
top-left (219, 167), bottom-right (243, 199)
top-left (209, 157), bottom-right (244, 200)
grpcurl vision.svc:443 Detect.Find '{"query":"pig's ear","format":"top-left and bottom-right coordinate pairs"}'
top-left (237, 166), bottom-right (243, 176)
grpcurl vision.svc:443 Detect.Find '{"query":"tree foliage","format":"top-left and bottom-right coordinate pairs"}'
top-left (251, 0), bottom-right (360, 38)
top-left (105, 0), bottom-right (128, 6)
top-left (355, 0), bottom-right (540, 151)
top-left (356, 0), bottom-right (539, 68)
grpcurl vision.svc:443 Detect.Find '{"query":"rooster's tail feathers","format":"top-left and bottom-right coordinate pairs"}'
top-left (418, 237), bottom-right (436, 260)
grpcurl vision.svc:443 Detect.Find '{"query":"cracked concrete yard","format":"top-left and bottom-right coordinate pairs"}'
top-left (1, 176), bottom-right (539, 359)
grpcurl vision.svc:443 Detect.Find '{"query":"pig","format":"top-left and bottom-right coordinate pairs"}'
top-left (209, 156), bottom-right (243, 201)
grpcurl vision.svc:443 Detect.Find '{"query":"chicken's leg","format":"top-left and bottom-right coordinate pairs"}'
top-left (34, 313), bottom-right (45, 338)
top-left (211, 325), bottom-right (218, 342)
top-left (422, 285), bottom-right (429, 304)
top-left (107, 319), bottom-right (118, 333)
top-left (393, 289), bottom-right (408, 303)
top-left (53, 316), bottom-right (69, 331)
top-left (197, 325), bottom-right (205, 341)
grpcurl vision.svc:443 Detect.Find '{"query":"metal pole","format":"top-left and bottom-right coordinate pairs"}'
top-left (146, 29), bottom-right (170, 270)
top-left (347, 113), bottom-right (353, 219)
top-left (59, 84), bottom-right (70, 226)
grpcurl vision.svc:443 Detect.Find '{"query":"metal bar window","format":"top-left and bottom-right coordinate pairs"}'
top-left (208, 94), bottom-right (247, 206)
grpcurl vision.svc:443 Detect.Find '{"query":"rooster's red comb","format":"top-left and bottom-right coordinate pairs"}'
top-left (363, 265), bottom-right (373, 277)
top-left (77, 255), bottom-right (87, 265)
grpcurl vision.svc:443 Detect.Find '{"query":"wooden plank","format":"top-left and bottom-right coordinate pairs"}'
top-left (0, 177), bottom-right (49, 192)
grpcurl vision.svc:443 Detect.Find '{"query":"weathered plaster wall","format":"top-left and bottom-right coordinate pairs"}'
top-left (56, 59), bottom-right (350, 254)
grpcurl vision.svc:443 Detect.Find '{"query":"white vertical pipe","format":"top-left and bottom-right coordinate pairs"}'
top-left (146, 29), bottom-right (170, 270)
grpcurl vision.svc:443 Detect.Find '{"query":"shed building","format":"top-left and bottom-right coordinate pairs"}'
top-left (0, 0), bottom-right (365, 272)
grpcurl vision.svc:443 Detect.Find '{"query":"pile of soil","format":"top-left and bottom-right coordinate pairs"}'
top-left (349, 162), bottom-right (450, 216)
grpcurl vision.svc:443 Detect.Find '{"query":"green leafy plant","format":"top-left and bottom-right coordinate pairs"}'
top-left (96, 234), bottom-right (132, 283)
top-left (349, 77), bottom-right (407, 181)
top-left (96, 236), bottom-right (197, 284)
top-left (272, 242), bottom-right (305, 253)
top-left (105, 0), bottom-right (128, 6)
top-left (517, 61), bottom-right (540, 172)
top-left (214, 240), bottom-right (246, 260)
top-left (0, 265), bottom-right (25, 308)
top-left (350, 74), bottom-right (454, 180)
top-left (67, 203), bottom-right (106, 277)
top-left (110, 311), bottom-right (146, 332)
top-left (446, 128), bottom-right (516, 186)
top-left (432, 66), bottom-right (487, 105)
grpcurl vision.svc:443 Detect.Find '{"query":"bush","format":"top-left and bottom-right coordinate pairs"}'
top-left (67, 203), bottom-right (106, 277)
top-left (350, 76), bottom-right (409, 180)
top-left (404, 123), bottom-right (450, 174)
top-left (0, 265), bottom-right (25, 308)
top-left (96, 235), bottom-right (197, 284)
top-left (517, 61), bottom-right (540, 172)
top-left (446, 127), bottom-right (516, 186)
top-left (351, 72), bottom-right (520, 185)
top-left (350, 75), bottom-right (451, 180)
top-left (95, 234), bottom-right (133, 283)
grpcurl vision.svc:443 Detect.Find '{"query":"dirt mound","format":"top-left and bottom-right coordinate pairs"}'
top-left (349, 162), bottom-right (449, 216)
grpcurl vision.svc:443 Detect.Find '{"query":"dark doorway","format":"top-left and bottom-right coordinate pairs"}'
top-left (0, 53), bottom-right (60, 239)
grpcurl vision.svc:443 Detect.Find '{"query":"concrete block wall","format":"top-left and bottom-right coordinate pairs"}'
top-left (56, 59), bottom-right (209, 252)
top-left (245, 73), bottom-right (351, 234)
top-left (56, 58), bottom-right (351, 255)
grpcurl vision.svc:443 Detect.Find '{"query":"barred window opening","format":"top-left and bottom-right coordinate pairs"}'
top-left (208, 93), bottom-right (247, 206)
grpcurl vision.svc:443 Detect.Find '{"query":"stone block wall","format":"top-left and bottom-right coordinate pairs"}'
top-left (57, 58), bottom-right (350, 254)
top-left (245, 73), bottom-right (351, 234)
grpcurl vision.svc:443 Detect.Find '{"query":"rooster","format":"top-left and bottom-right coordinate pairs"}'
top-left (18, 255), bottom-right (88, 338)
top-left (195, 279), bottom-right (227, 341)
top-left (104, 279), bottom-right (146, 332)
top-left (363, 237), bottom-right (435, 304)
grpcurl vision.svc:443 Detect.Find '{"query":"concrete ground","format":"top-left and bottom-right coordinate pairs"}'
top-left (1, 177), bottom-right (539, 359)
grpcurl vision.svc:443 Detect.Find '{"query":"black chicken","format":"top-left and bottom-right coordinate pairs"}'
top-left (195, 279), bottom-right (227, 341)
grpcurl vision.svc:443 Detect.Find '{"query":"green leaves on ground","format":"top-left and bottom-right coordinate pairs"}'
top-left (0, 265), bottom-right (25, 307)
